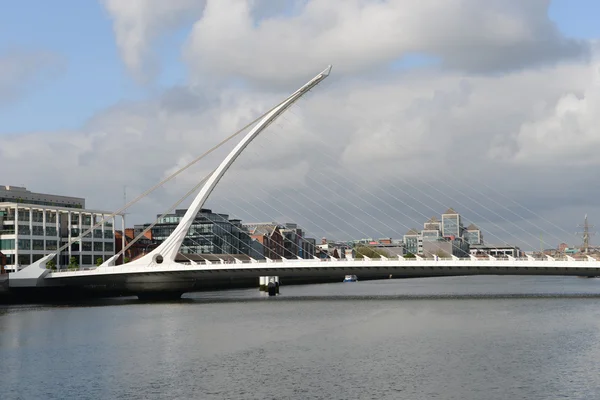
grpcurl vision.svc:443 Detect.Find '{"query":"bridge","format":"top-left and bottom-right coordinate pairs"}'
top-left (6, 65), bottom-right (598, 300)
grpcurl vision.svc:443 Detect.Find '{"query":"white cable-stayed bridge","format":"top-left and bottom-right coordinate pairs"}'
top-left (6, 65), bottom-right (599, 301)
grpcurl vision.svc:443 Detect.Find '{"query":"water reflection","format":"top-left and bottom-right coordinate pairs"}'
top-left (2, 276), bottom-right (600, 399)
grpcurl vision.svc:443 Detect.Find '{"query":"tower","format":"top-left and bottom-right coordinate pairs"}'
top-left (577, 214), bottom-right (595, 253)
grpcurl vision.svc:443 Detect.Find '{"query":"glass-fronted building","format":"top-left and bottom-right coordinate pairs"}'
top-left (464, 224), bottom-right (483, 245)
top-left (403, 229), bottom-right (421, 255)
top-left (0, 202), bottom-right (122, 272)
top-left (149, 208), bottom-right (251, 255)
top-left (442, 208), bottom-right (463, 238)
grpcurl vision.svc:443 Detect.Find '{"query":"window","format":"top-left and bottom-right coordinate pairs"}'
top-left (18, 239), bottom-right (31, 250)
top-left (32, 240), bottom-right (44, 250)
top-left (94, 242), bottom-right (103, 252)
top-left (46, 211), bottom-right (57, 223)
top-left (82, 216), bottom-right (92, 226)
top-left (104, 242), bottom-right (114, 252)
top-left (32, 211), bottom-right (44, 222)
top-left (18, 210), bottom-right (30, 221)
top-left (82, 242), bottom-right (92, 251)
top-left (104, 230), bottom-right (113, 239)
top-left (82, 255), bottom-right (92, 265)
top-left (0, 239), bottom-right (15, 250)
top-left (46, 240), bottom-right (58, 251)
top-left (94, 229), bottom-right (103, 239)
top-left (32, 226), bottom-right (44, 236)
top-left (18, 254), bottom-right (31, 265)
top-left (45, 227), bottom-right (57, 236)
top-left (19, 225), bottom-right (31, 235)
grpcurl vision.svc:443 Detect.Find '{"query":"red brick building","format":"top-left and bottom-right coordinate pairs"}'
top-left (0, 251), bottom-right (6, 274)
top-left (115, 230), bottom-right (157, 264)
top-left (245, 223), bottom-right (285, 259)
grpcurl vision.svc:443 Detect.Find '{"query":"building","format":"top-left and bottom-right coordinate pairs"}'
top-left (0, 251), bottom-right (6, 273)
top-left (149, 209), bottom-right (251, 257)
top-left (423, 237), bottom-right (470, 258)
top-left (441, 208), bottom-right (463, 238)
top-left (403, 228), bottom-right (421, 255)
top-left (245, 222), bottom-right (316, 260)
top-left (423, 216), bottom-right (442, 231)
top-left (0, 202), bottom-right (123, 272)
top-left (245, 223), bottom-right (284, 259)
top-left (115, 229), bottom-right (157, 264)
top-left (316, 238), bottom-right (352, 259)
top-left (470, 245), bottom-right (522, 258)
top-left (0, 185), bottom-right (84, 209)
top-left (464, 224), bottom-right (483, 245)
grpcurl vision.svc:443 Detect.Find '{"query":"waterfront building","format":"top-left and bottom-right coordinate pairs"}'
top-left (317, 238), bottom-right (352, 259)
top-left (423, 216), bottom-right (442, 231)
top-left (464, 224), bottom-right (483, 245)
top-left (0, 251), bottom-right (6, 273)
top-left (442, 208), bottom-right (463, 238)
top-left (115, 229), bottom-right (157, 263)
top-left (423, 237), bottom-right (470, 258)
top-left (403, 228), bottom-right (421, 255)
top-left (151, 209), bottom-right (251, 256)
top-left (245, 222), bottom-right (316, 260)
top-left (0, 201), bottom-right (122, 272)
top-left (0, 185), bottom-right (84, 209)
top-left (245, 223), bottom-right (284, 259)
top-left (470, 245), bottom-right (522, 258)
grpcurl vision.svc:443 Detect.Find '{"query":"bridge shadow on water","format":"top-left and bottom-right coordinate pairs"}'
top-left (4, 277), bottom-right (600, 309)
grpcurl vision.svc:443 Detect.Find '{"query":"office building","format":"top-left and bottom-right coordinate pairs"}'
top-left (441, 208), bottom-right (463, 238)
top-left (0, 185), bottom-right (84, 209)
top-left (464, 224), bottom-right (483, 245)
top-left (150, 209), bottom-right (252, 256)
top-left (0, 201), bottom-right (122, 272)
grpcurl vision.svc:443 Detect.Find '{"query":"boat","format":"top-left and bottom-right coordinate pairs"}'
top-left (343, 275), bottom-right (358, 282)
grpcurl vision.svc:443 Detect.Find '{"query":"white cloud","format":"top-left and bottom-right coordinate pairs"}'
top-left (101, 0), bottom-right (205, 82)
top-left (184, 0), bottom-right (586, 85)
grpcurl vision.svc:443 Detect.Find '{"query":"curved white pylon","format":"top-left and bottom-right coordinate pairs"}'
top-left (135, 66), bottom-right (332, 265)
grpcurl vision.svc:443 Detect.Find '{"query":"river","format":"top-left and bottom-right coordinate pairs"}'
top-left (2, 275), bottom-right (600, 399)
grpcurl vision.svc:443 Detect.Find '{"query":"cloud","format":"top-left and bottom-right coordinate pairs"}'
top-left (0, 50), bottom-right (64, 106)
top-left (184, 0), bottom-right (587, 85)
top-left (101, 0), bottom-right (205, 82)
top-left (4, 1), bottom-right (600, 251)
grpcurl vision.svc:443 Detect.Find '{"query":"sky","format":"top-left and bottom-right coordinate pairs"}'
top-left (2, 0), bottom-right (600, 251)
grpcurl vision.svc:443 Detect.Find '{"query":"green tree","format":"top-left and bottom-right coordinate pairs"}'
top-left (68, 256), bottom-right (79, 270)
top-left (95, 257), bottom-right (103, 266)
top-left (355, 246), bottom-right (390, 259)
top-left (46, 258), bottom-right (56, 270)
top-left (123, 257), bottom-right (130, 264)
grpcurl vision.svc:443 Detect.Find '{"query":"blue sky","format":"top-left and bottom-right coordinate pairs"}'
top-left (1, 0), bottom-right (599, 135)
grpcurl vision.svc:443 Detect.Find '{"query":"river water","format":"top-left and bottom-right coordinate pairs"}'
top-left (2, 276), bottom-right (600, 399)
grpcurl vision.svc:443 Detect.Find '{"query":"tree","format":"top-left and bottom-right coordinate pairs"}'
top-left (123, 257), bottom-right (130, 264)
top-left (46, 258), bottom-right (56, 270)
top-left (355, 246), bottom-right (390, 259)
top-left (95, 257), bottom-right (103, 267)
top-left (68, 256), bottom-right (79, 270)
top-left (404, 252), bottom-right (416, 259)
